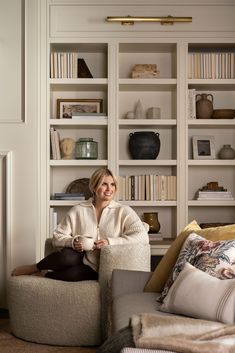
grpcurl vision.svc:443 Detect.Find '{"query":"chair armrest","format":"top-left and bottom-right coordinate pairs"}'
top-left (112, 269), bottom-right (152, 300)
top-left (98, 243), bottom-right (151, 338)
top-left (44, 238), bottom-right (54, 256)
top-left (99, 243), bottom-right (151, 283)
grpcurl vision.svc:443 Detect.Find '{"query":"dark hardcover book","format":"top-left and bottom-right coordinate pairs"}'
top-left (77, 58), bottom-right (93, 78)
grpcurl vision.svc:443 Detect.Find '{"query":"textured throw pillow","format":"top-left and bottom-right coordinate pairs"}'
top-left (160, 262), bottom-right (235, 325)
top-left (144, 222), bottom-right (235, 293)
top-left (159, 232), bottom-right (235, 301)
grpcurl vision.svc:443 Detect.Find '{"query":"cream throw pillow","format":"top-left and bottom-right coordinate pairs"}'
top-left (144, 221), bottom-right (235, 293)
top-left (160, 262), bottom-right (235, 325)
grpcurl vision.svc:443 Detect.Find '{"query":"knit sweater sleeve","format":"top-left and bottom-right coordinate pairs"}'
top-left (107, 206), bottom-right (149, 246)
top-left (52, 210), bottom-right (76, 248)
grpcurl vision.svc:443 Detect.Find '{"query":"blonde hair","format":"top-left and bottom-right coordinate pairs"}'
top-left (89, 168), bottom-right (117, 194)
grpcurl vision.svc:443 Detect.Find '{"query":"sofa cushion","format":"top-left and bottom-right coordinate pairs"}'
top-left (160, 262), bottom-right (235, 324)
top-left (160, 232), bottom-right (235, 301)
top-left (144, 221), bottom-right (235, 293)
top-left (112, 292), bottom-right (172, 333)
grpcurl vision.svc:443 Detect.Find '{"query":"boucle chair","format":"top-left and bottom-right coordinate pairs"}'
top-left (7, 240), bottom-right (150, 346)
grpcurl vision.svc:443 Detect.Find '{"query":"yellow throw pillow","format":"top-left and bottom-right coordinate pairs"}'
top-left (144, 221), bottom-right (235, 293)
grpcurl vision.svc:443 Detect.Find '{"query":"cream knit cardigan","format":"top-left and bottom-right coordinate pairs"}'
top-left (53, 199), bottom-right (149, 271)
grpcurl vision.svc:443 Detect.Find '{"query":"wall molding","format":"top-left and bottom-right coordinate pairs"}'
top-left (0, 151), bottom-right (12, 280)
top-left (0, 0), bottom-right (25, 124)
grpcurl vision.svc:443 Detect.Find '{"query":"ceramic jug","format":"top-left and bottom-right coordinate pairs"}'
top-left (196, 93), bottom-right (214, 119)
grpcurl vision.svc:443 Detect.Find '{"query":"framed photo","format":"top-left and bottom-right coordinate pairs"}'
top-left (57, 99), bottom-right (102, 119)
top-left (192, 135), bottom-right (215, 159)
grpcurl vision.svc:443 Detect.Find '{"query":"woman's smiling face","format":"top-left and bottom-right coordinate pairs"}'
top-left (95, 175), bottom-right (116, 202)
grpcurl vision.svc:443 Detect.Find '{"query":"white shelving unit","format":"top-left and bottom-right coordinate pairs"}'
top-left (187, 43), bottom-right (235, 226)
top-left (39, 0), bottom-right (235, 257)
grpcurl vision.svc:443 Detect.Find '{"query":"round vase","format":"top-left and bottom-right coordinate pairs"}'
top-left (129, 131), bottom-right (160, 159)
top-left (143, 212), bottom-right (161, 233)
top-left (196, 93), bottom-right (214, 119)
top-left (218, 144), bottom-right (235, 159)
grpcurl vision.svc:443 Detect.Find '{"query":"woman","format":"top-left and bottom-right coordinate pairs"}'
top-left (12, 168), bottom-right (149, 281)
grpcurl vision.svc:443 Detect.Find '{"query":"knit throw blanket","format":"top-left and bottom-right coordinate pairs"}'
top-left (131, 313), bottom-right (235, 353)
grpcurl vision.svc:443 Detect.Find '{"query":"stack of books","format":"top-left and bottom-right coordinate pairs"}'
top-left (196, 190), bottom-right (234, 201)
top-left (52, 192), bottom-right (85, 200)
top-left (148, 232), bottom-right (163, 241)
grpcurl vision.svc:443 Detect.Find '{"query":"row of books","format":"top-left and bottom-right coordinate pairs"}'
top-left (118, 175), bottom-right (177, 201)
top-left (50, 128), bottom-right (61, 159)
top-left (50, 52), bottom-right (92, 79)
top-left (188, 52), bottom-right (235, 79)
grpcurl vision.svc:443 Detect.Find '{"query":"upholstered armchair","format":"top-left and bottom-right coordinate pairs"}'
top-left (7, 239), bottom-right (150, 346)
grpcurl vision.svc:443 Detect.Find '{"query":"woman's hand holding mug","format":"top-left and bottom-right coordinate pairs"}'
top-left (74, 236), bottom-right (95, 252)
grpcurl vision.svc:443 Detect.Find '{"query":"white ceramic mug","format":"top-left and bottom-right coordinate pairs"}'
top-left (78, 236), bottom-right (95, 251)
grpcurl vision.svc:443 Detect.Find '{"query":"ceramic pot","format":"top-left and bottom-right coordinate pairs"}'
top-left (196, 93), bottom-right (214, 119)
top-left (218, 144), bottom-right (235, 159)
top-left (143, 212), bottom-right (161, 233)
top-left (129, 131), bottom-right (160, 159)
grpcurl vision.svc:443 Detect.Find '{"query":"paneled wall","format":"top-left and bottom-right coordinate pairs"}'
top-left (0, 0), bottom-right (39, 307)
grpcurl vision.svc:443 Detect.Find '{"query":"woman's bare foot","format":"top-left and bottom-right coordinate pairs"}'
top-left (33, 270), bottom-right (47, 277)
top-left (11, 264), bottom-right (39, 276)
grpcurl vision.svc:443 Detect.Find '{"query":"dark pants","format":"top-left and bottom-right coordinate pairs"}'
top-left (37, 248), bottom-right (98, 282)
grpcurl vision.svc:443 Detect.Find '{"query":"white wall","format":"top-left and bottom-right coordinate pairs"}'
top-left (0, 0), bottom-right (39, 307)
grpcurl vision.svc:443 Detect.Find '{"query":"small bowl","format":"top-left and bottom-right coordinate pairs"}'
top-left (212, 109), bottom-right (235, 119)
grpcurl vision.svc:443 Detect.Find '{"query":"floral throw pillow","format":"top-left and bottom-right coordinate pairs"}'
top-left (159, 232), bottom-right (235, 302)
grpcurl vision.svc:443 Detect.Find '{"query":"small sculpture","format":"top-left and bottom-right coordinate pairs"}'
top-left (135, 99), bottom-right (145, 119)
top-left (200, 181), bottom-right (226, 191)
top-left (60, 138), bottom-right (76, 159)
top-left (131, 64), bottom-right (160, 78)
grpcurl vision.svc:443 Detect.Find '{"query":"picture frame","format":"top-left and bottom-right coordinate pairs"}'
top-left (57, 99), bottom-right (102, 119)
top-left (192, 135), bottom-right (215, 159)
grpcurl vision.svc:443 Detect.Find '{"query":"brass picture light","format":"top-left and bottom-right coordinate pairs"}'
top-left (106, 15), bottom-right (192, 26)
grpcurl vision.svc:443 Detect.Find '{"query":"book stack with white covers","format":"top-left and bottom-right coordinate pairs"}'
top-left (196, 190), bottom-right (234, 201)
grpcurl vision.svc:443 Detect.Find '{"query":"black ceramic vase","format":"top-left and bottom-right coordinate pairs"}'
top-left (129, 131), bottom-right (160, 159)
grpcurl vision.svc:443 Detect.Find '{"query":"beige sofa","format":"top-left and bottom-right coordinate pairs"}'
top-left (7, 240), bottom-right (151, 346)
top-left (112, 269), bottom-right (172, 333)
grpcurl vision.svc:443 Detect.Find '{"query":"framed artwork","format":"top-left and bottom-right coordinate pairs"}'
top-left (192, 135), bottom-right (215, 159)
top-left (57, 99), bottom-right (102, 118)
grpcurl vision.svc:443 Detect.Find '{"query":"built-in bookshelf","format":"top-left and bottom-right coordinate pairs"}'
top-left (40, 1), bottom-right (235, 257)
top-left (187, 43), bottom-right (235, 228)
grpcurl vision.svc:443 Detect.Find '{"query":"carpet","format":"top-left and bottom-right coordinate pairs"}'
top-left (0, 318), bottom-right (97, 353)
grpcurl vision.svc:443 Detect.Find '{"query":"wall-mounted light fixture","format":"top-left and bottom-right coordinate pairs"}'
top-left (106, 15), bottom-right (192, 26)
